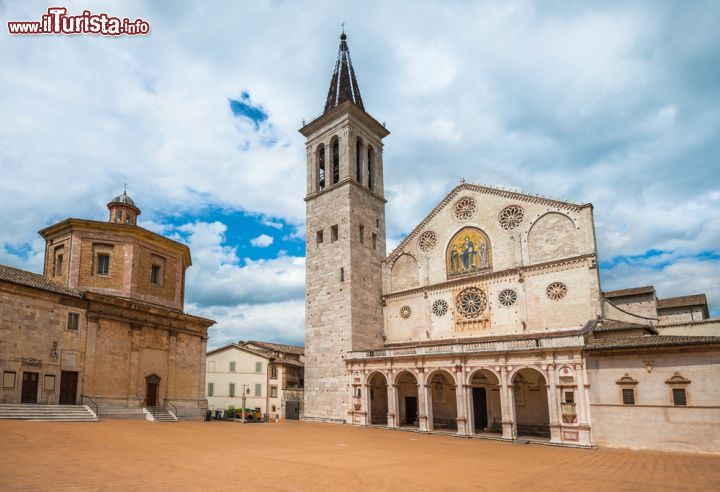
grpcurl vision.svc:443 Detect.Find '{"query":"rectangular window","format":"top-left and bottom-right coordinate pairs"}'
top-left (564, 391), bottom-right (574, 404)
top-left (229, 383), bottom-right (235, 397)
top-left (331, 225), bottom-right (338, 242)
top-left (2, 371), bottom-right (16, 389)
top-left (340, 267), bottom-right (344, 282)
top-left (150, 264), bottom-right (162, 285)
top-left (622, 388), bottom-right (635, 405)
top-left (229, 361), bottom-right (236, 372)
top-left (372, 233), bottom-right (378, 250)
top-left (55, 254), bottom-right (64, 276)
top-left (672, 388), bottom-right (687, 406)
top-left (270, 366), bottom-right (278, 379)
top-left (270, 386), bottom-right (278, 398)
top-left (359, 224), bottom-right (365, 244)
top-left (316, 229), bottom-right (323, 246)
top-left (271, 405), bottom-right (276, 412)
top-left (67, 312), bottom-right (79, 331)
top-left (44, 374), bottom-right (56, 391)
top-left (255, 362), bottom-right (262, 373)
top-left (96, 254), bottom-right (110, 275)
top-left (207, 383), bottom-right (214, 396)
top-left (255, 383), bottom-right (262, 397)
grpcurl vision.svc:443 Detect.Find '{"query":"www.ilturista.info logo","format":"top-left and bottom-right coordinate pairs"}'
top-left (8, 7), bottom-right (150, 36)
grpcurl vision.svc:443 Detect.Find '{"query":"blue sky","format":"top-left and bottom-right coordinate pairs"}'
top-left (1, 0), bottom-right (719, 347)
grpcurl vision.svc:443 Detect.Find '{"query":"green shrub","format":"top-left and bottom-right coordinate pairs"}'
top-left (226, 406), bottom-right (236, 418)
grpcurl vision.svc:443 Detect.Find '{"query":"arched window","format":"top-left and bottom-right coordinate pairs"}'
top-left (355, 137), bottom-right (363, 183)
top-left (331, 137), bottom-right (340, 185)
top-left (317, 144), bottom-right (326, 191)
top-left (367, 146), bottom-right (374, 191)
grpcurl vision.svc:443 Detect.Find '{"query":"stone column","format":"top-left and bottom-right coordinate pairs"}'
top-left (166, 331), bottom-right (177, 402)
top-left (464, 384), bottom-right (474, 434)
top-left (362, 383), bottom-right (371, 426)
top-left (455, 383), bottom-right (470, 436)
top-left (500, 366), bottom-right (515, 440)
top-left (128, 323), bottom-right (142, 408)
top-left (387, 383), bottom-right (399, 428)
top-left (574, 362), bottom-right (592, 446)
top-left (417, 372), bottom-right (430, 432)
top-left (546, 364), bottom-right (562, 444)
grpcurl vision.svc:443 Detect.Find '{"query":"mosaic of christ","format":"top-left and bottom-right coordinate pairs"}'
top-left (446, 227), bottom-right (492, 278)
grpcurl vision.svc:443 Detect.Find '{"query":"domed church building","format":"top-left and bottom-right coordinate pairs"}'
top-left (0, 190), bottom-right (214, 420)
top-left (301, 33), bottom-right (720, 453)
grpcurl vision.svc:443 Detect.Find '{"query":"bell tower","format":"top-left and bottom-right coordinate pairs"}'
top-left (300, 32), bottom-right (389, 422)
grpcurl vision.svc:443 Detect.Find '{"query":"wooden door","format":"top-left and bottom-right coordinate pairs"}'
top-left (146, 382), bottom-right (159, 406)
top-left (59, 371), bottom-right (78, 405)
top-left (473, 387), bottom-right (488, 431)
top-left (21, 372), bottom-right (39, 403)
top-left (285, 400), bottom-right (299, 420)
top-left (404, 396), bottom-right (418, 425)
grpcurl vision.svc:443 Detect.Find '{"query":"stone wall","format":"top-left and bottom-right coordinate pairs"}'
top-left (586, 349), bottom-right (720, 453)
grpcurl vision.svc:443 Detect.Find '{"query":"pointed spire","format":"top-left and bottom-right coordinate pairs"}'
top-left (324, 30), bottom-right (364, 114)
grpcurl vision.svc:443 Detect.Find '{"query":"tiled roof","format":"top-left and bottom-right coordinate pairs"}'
top-left (0, 264), bottom-right (82, 298)
top-left (594, 319), bottom-right (658, 335)
top-left (585, 335), bottom-right (720, 351)
top-left (242, 340), bottom-right (304, 356)
top-left (657, 294), bottom-right (707, 309)
top-left (273, 358), bottom-right (304, 367)
top-left (603, 286), bottom-right (655, 298)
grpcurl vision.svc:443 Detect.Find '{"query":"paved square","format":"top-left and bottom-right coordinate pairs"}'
top-left (1, 420), bottom-right (719, 491)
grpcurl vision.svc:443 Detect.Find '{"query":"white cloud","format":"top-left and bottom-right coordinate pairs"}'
top-left (250, 234), bottom-right (274, 248)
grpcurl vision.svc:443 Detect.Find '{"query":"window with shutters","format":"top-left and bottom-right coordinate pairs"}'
top-left (207, 383), bottom-right (214, 396)
top-left (622, 388), bottom-right (635, 405)
top-left (255, 384), bottom-right (262, 397)
top-left (229, 383), bottom-right (235, 397)
top-left (255, 362), bottom-right (262, 373)
top-left (67, 312), bottom-right (79, 331)
top-left (229, 361), bottom-right (236, 372)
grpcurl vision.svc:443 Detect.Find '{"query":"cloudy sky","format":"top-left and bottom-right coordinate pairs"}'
top-left (2, 1), bottom-right (719, 348)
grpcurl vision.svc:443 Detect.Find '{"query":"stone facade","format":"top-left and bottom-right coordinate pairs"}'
top-left (0, 193), bottom-right (213, 419)
top-left (302, 33), bottom-right (720, 453)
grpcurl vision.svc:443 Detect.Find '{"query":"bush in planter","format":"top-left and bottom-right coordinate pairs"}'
top-left (226, 406), bottom-right (236, 419)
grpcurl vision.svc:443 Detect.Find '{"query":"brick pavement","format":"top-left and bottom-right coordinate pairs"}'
top-left (1, 420), bottom-right (718, 491)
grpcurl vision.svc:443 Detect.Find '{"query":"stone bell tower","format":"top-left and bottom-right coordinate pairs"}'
top-left (300, 32), bottom-right (390, 422)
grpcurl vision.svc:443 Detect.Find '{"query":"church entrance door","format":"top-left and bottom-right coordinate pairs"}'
top-left (21, 372), bottom-right (39, 403)
top-left (472, 387), bottom-right (488, 431)
top-left (404, 396), bottom-right (417, 425)
top-left (59, 371), bottom-right (78, 404)
top-left (146, 382), bottom-right (159, 406)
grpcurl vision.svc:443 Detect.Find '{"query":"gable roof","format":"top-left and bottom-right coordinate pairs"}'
top-left (0, 264), bottom-right (82, 298)
top-left (603, 286), bottom-right (656, 299)
top-left (242, 340), bottom-right (304, 356)
top-left (206, 343), bottom-right (272, 359)
top-left (385, 182), bottom-right (590, 264)
top-left (657, 294), bottom-right (707, 310)
top-left (594, 319), bottom-right (658, 335)
top-left (585, 334), bottom-right (720, 351)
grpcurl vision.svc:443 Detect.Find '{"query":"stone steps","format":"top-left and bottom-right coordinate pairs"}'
top-left (145, 406), bottom-right (177, 422)
top-left (0, 404), bottom-right (97, 421)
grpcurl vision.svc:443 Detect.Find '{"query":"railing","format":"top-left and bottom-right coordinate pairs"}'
top-left (81, 395), bottom-right (98, 415)
top-left (164, 399), bottom-right (178, 416)
top-left (347, 335), bottom-right (583, 360)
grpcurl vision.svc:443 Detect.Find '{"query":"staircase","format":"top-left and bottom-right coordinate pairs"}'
top-left (144, 406), bottom-right (177, 422)
top-left (0, 404), bottom-right (97, 421)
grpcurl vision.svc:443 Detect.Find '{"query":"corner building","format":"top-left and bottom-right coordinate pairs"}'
top-left (301, 33), bottom-right (720, 453)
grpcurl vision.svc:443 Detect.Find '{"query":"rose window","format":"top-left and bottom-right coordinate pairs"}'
top-left (400, 305), bottom-right (412, 319)
top-left (498, 205), bottom-right (525, 230)
top-left (498, 289), bottom-right (517, 307)
top-left (546, 282), bottom-right (568, 301)
top-left (453, 197), bottom-right (477, 221)
top-left (455, 287), bottom-right (488, 319)
top-left (417, 231), bottom-right (437, 253)
top-left (432, 299), bottom-right (448, 317)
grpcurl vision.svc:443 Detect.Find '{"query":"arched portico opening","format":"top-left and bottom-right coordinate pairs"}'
top-left (368, 372), bottom-right (388, 425)
top-left (395, 371), bottom-right (418, 427)
top-left (512, 368), bottom-right (550, 438)
top-left (428, 370), bottom-right (457, 431)
top-left (468, 369), bottom-right (502, 434)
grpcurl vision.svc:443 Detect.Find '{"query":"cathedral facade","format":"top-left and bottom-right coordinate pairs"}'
top-left (302, 34), bottom-right (720, 453)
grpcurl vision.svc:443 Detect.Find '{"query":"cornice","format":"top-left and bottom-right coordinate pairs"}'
top-left (383, 253), bottom-right (596, 300)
